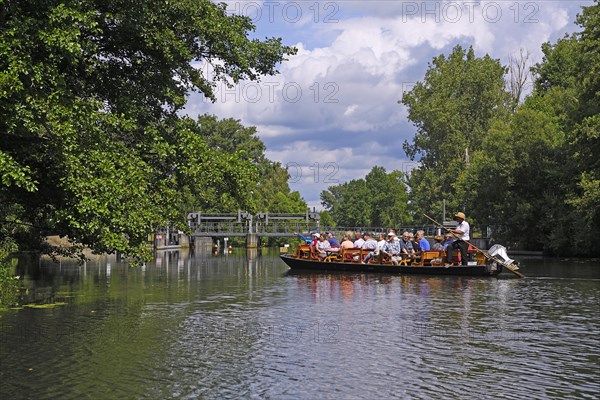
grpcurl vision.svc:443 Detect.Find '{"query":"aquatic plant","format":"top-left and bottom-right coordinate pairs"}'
top-left (0, 240), bottom-right (21, 308)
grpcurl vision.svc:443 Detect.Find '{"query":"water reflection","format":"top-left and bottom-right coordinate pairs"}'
top-left (1, 251), bottom-right (599, 399)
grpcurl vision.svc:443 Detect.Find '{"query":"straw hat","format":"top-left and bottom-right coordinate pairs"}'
top-left (454, 212), bottom-right (466, 220)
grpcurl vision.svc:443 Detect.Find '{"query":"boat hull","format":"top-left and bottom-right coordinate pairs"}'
top-left (279, 254), bottom-right (503, 276)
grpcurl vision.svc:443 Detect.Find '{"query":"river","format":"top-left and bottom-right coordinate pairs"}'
top-left (1, 249), bottom-right (598, 399)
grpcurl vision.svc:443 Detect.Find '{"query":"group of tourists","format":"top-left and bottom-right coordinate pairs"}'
top-left (296, 212), bottom-right (471, 266)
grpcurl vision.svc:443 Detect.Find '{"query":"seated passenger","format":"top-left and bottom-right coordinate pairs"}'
top-left (416, 230), bottom-right (431, 251)
top-left (408, 232), bottom-right (420, 254)
top-left (340, 235), bottom-right (355, 249)
top-left (442, 233), bottom-right (457, 265)
top-left (400, 232), bottom-right (415, 259)
top-left (316, 234), bottom-right (331, 259)
top-left (310, 233), bottom-right (321, 258)
top-left (295, 232), bottom-right (313, 245)
top-left (441, 233), bottom-right (454, 250)
top-left (376, 233), bottom-right (386, 250)
top-left (353, 231), bottom-right (365, 248)
top-left (382, 232), bottom-right (403, 265)
top-left (362, 233), bottom-right (377, 250)
top-left (362, 233), bottom-right (387, 264)
top-left (326, 231), bottom-right (340, 251)
top-left (432, 235), bottom-right (444, 251)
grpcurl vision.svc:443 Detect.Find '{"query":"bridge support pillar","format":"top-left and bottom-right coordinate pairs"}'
top-left (246, 233), bottom-right (260, 249)
top-left (193, 237), bottom-right (212, 250)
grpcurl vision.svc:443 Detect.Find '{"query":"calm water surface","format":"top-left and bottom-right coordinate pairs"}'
top-left (1, 250), bottom-right (599, 399)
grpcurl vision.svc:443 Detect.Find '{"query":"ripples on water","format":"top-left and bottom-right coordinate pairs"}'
top-left (0, 251), bottom-right (598, 399)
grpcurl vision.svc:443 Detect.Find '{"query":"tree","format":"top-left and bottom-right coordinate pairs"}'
top-left (458, 105), bottom-right (565, 250)
top-left (0, 0), bottom-right (296, 260)
top-left (321, 179), bottom-right (371, 227)
top-left (507, 48), bottom-right (533, 112)
top-left (255, 162), bottom-right (307, 214)
top-left (191, 114), bottom-right (307, 214)
top-left (529, 0), bottom-right (600, 254)
top-left (364, 167), bottom-right (411, 226)
top-left (193, 114), bottom-right (266, 164)
top-left (320, 166), bottom-right (410, 227)
top-left (459, 1), bottom-right (599, 255)
top-left (401, 45), bottom-right (510, 219)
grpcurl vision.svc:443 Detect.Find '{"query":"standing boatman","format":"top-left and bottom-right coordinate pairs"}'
top-left (446, 212), bottom-right (470, 266)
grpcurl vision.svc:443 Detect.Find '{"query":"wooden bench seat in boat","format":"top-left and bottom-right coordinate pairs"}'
top-left (416, 250), bottom-right (444, 266)
top-left (341, 247), bottom-right (363, 262)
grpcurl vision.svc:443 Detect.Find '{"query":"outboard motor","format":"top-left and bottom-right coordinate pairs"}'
top-left (488, 244), bottom-right (519, 269)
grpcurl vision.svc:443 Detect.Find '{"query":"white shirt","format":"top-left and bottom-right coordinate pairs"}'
top-left (456, 220), bottom-right (470, 241)
top-left (362, 239), bottom-right (377, 249)
top-left (317, 240), bottom-right (331, 251)
top-left (353, 238), bottom-right (365, 248)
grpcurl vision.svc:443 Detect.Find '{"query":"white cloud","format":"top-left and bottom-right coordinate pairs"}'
top-left (343, 104), bottom-right (358, 116)
top-left (185, 0), bottom-right (588, 207)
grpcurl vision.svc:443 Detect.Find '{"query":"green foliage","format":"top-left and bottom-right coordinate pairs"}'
top-left (503, 1), bottom-right (599, 255)
top-left (402, 46), bottom-right (509, 165)
top-left (401, 45), bottom-right (510, 219)
top-left (193, 114), bottom-right (266, 163)
top-left (0, 238), bottom-right (21, 308)
top-left (0, 151), bottom-right (37, 192)
top-left (458, 107), bottom-right (565, 249)
top-left (0, 0), bottom-right (296, 260)
top-left (365, 167), bottom-right (411, 226)
top-left (320, 166), bottom-right (410, 227)
top-left (401, 3), bottom-right (599, 255)
top-left (318, 210), bottom-right (335, 228)
top-left (190, 115), bottom-right (307, 214)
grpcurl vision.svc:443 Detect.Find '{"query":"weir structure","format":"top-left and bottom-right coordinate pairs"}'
top-left (155, 211), bottom-right (490, 250)
top-left (187, 209), bottom-right (321, 248)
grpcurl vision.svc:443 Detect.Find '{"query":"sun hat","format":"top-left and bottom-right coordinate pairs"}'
top-left (454, 212), bottom-right (466, 220)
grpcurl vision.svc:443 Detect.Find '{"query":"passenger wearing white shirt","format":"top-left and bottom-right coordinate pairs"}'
top-left (361, 233), bottom-right (377, 250)
top-left (353, 231), bottom-right (365, 249)
top-left (316, 235), bottom-right (331, 259)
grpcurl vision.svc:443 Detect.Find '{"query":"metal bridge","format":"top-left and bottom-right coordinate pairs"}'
top-left (156, 211), bottom-right (489, 250)
top-left (187, 209), bottom-right (321, 238)
top-left (151, 211), bottom-right (491, 250)
top-left (186, 210), bottom-right (447, 238)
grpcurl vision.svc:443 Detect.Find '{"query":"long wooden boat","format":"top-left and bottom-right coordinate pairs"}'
top-left (280, 246), bottom-right (506, 277)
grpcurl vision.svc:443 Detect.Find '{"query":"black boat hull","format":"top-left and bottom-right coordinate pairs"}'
top-left (279, 254), bottom-right (503, 276)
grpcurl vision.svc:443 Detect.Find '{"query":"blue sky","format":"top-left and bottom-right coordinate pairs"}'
top-left (185, 0), bottom-right (593, 210)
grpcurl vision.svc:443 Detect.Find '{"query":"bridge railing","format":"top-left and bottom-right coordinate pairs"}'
top-left (254, 222), bottom-right (320, 236)
top-left (320, 226), bottom-right (440, 237)
top-left (189, 222), bottom-right (444, 237)
top-left (197, 222), bottom-right (250, 234)
top-left (192, 221), bottom-right (322, 236)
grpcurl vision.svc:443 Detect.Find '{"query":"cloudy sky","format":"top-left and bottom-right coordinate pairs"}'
top-left (185, 0), bottom-right (591, 210)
